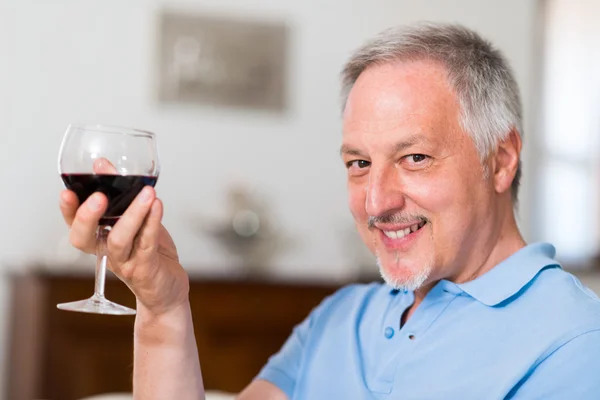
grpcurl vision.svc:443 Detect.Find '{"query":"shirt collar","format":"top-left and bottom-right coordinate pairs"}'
top-left (388, 242), bottom-right (561, 306)
top-left (456, 242), bottom-right (561, 306)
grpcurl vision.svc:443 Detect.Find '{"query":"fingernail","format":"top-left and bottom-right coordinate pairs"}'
top-left (139, 187), bottom-right (153, 204)
top-left (88, 194), bottom-right (101, 211)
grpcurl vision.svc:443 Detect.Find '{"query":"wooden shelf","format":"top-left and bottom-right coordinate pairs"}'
top-left (6, 271), bottom-right (348, 400)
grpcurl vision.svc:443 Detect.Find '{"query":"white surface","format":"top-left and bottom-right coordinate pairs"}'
top-left (78, 394), bottom-right (133, 400)
top-left (77, 390), bottom-right (234, 400)
top-left (0, 0), bottom-right (540, 395)
top-left (537, 0), bottom-right (600, 263)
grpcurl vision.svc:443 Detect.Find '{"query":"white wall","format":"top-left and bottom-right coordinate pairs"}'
top-left (0, 0), bottom-right (541, 276)
top-left (535, 0), bottom-right (600, 264)
top-left (0, 0), bottom-right (540, 392)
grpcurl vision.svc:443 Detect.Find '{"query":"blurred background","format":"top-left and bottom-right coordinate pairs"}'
top-left (0, 0), bottom-right (599, 399)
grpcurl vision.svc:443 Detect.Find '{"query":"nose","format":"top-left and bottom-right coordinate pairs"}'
top-left (365, 165), bottom-right (406, 217)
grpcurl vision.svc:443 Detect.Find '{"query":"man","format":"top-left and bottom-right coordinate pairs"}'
top-left (60, 22), bottom-right (600, 399)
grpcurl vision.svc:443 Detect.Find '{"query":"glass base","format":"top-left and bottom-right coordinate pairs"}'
top-left (57, 294), bottom-right (136, 315)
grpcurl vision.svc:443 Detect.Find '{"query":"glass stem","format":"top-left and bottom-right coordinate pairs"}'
top-left (94, 225), bottom-right (111, 299)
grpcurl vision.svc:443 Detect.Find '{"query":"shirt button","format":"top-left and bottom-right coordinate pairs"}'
top-left (384, 327), bottom-right (394, 339)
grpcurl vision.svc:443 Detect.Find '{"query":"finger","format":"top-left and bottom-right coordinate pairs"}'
top-left (107, 186), bottom-right (156, 263)
top-left (93, 157), bottom-right (118, 174)
top-left (59, 190), bottom-right (80, 227)
top-left (131, 198), bottom-right (163, 262)
top-left (119, 200), bottom-right (164, 284)
top-left (68, 192), bottom-right (108, 253)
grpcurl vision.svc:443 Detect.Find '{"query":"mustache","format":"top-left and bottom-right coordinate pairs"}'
top-left (368, 213), bottom-right (428, 229)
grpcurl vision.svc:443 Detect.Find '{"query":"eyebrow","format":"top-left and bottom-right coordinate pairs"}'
top-left (339, 134), bottom-right (428, 157)
top-left (339, 145), bottom-right (365, 157)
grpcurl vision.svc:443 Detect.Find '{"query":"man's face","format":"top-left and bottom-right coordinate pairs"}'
top-left (341, 60), bottom-right (495, 290)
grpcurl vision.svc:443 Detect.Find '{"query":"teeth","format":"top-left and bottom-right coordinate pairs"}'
top-left (383, 221), bottom-right (426, 240)
top-left (384, 230), bottom-right (398, 239)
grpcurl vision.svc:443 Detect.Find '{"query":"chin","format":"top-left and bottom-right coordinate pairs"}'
top-left (376, 254), bottom-right (433, 292)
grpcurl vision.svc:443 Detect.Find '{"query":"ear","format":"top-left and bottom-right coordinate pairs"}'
top-left (493, 128), bottom-right (521, 195)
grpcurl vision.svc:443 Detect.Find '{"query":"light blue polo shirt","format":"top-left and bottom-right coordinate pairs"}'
top-left (257, 242), bottom-right (600, 399)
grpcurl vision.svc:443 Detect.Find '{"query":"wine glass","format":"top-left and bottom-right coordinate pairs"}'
top-left (57, 124), bottom-right (160, 315)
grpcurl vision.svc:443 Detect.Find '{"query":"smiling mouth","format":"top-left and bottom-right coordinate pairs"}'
top-left (382, 221), bottom-right (427, 239)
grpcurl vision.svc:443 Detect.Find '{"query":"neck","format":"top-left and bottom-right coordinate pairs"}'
top-left (413, 202), bottom-right (526, 306)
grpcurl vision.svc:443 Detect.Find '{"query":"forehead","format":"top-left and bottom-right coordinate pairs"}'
top-left (342, 60), bottom-right (462, 143)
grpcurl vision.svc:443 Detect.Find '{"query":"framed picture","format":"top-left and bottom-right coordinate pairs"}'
top-left (157, 10), bottom-right (288, 112)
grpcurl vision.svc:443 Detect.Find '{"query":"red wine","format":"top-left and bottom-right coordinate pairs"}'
top-left (61, 174), bottom-right (158, 226)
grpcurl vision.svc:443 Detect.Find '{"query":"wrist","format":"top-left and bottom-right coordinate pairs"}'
top-left (134, 299), bottom-right (194, 346)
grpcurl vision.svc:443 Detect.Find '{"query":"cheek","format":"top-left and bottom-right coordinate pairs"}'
top-left (348, 183), bottom-right (375, 251)
top-left (402, 174), bottom-right (454, 214)
top-left (348, 182), bottom-right (367, 221)
top-left (402, 166), bottom-right (488, 238)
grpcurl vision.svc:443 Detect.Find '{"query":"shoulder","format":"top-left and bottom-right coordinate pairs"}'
top-left (521, 267), bottom-right (600, 337)
top-left (534, 268), bottom-right (600, 317)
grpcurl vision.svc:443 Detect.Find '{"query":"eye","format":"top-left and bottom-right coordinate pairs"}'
top-left (401, 154), bottom-right (431, 170)
top-left (346, 160), bottom-right (371, 169)
top-left (409, 154), bottom-right (427, 163)
top-left (345, 159), bottom-right (371, 176)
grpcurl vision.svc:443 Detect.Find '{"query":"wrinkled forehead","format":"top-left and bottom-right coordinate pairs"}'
top-left (342, 60), bottom-right (462, 140)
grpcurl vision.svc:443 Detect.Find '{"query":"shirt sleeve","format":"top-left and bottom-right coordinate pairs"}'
top-left (254, 286), bottom-right (354, 398)
top-left (506, 329), bottom-right (600, 399)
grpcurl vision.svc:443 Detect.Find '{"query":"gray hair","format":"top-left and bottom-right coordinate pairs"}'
top-left (340, 22), bottom-right (523, 202)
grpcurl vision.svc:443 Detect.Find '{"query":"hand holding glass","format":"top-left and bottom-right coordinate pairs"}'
top-left (57, 124), bottom-right (160, 315)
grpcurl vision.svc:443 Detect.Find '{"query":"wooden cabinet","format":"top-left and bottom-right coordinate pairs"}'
top-left (6, 271), bottom-right (345, 400)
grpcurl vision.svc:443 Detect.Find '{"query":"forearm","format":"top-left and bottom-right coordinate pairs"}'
top-left (133, 300), bottom-right (204, 400)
